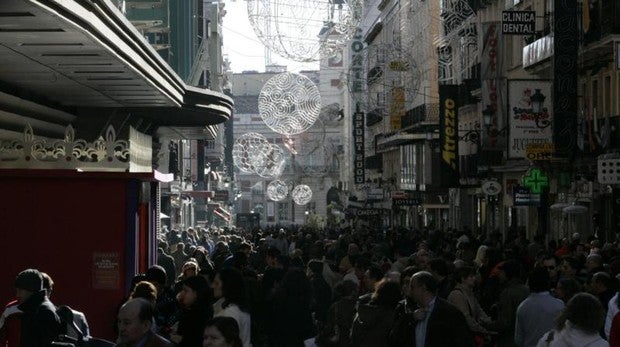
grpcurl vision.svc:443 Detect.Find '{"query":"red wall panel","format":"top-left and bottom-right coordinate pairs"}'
top-left (0, 173), bottom-right (135, 340)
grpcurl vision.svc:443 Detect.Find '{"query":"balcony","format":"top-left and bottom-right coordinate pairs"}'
top-left (401, 103), bottom-right (439, 129)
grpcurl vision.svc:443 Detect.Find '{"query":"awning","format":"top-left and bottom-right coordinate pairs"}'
top-left (213, 208), bottom-right (230, 221)
top-left (181, 190), bottom-right (213, 198)
top-left (0, 0), bottom-right (232, 135)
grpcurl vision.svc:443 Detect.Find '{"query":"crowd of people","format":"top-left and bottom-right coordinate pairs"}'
top-left (3, 223), bottom-right (620, 347)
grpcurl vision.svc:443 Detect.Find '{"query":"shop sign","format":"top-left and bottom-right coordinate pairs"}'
top-left (508, 80), bottom-right (553, 159)
top-left (482, 181), bottom-right (502, 196)
top-left (513, 186), bottom-right (541, 206)
top-left (523, 168), bottom-right (549, 194)
top-left (393, 198), bottom-right (422, 206)
top-left (213, 190), bottom-right (229, 201)
top-left (353, 111), bottom-right (365, 185)
top-left (355, 208), bottom-right (383, 216)
top-left (502, 11), bottom-right (536, 35)
top-left (439, 84), bottom-right (460, 187)
top-left (526, 142), bottom-right (554, 161)
top-left (367, 188), bottom-right (384, 200)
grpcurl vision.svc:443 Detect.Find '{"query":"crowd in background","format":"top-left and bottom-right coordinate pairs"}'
top-left (4, 223), bottom-right (620, 347)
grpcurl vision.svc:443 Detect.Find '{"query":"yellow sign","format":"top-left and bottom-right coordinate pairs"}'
top-left (390, 87), bottom-right (405, 130)
top-left (525, 142), bottom-right (554, 161)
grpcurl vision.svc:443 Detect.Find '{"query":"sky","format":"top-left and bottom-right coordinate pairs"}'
top-left (221, 1), bottom-right (319, 73)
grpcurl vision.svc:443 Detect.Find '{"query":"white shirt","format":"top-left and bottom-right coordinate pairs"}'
top-left (213, 298), bottom-right (252, 347)
top-left (605, 292), bottom-right (619, 339)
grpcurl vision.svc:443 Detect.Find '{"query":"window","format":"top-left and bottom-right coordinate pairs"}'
top-left (604, 75), bottom-right (611, 116)
top-left (278, 202), bottom-right (288, 221)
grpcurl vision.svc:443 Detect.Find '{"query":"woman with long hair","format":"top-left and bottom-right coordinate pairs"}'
top-left (170, 275), bottom-right (213, 347)
top-left (351, 279), bottom-right (402, 347)
top-left (212, 267), bottom-right (252, 347)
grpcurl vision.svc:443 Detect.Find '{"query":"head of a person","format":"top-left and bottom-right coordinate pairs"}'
top-left (14, 268), bottom-right (43, 304)
top-left (454, 266), bottom-right (477, 288)
top-left (370, 279), bottom-right (402, 308)
top-left (560, 256), bottom-right (581, 278)
top-left (117, 298), bottom-right (154, 345)
top-left (332, 280), bottom-right (359, 301)
top-left (306, 259), bottom-right (323, 279)
top-left (555, 292), bottom-right (604, 334)
top-left (130, 281), bottom-right (158, 306)
top-left (41, 272), bottom-right (54, 298)
top-left (145, 265), bottom-right (167, 291)
top-left (555, 277), bottom-right (583, 303)
top-left (177, 275), bottom-right (209, 308)
top-left (590, 271), bottom-right (616, 294)
top-left (474, 245), bottom-right (488, 267)
top-left (265, 247), bottom-right (281, 267)
top-left (363, 265), bottom-right (385, 290)
top-left (202, 316), bottom-right (243, 347)
top-left (528, 266), bottom-right (551, 293)
top-left (498, 260), bottom-right (521, 283)
top-left (409, 271), bottom-right (438, 306)
top-left (542, 254), bottom-right (559, 279)
top-left (428, 258), bottom-right (450, 280)
top-left (400, 266), bottom-right (419, 299)
top-left (585, 254), bottom-right (603, 272)
top-left (182, 260), bottom-right (200, 278)
top-left (213, 267), bottom-right (247, 310)
top-left (238, 242), bottom-right (252, 258)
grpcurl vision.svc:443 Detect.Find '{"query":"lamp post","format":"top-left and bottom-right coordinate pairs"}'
top-left (482, 104), bottom-right (494, 132)
top-left (530, 89), bottom-right (551, 129)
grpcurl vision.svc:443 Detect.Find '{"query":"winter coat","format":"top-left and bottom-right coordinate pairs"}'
top-left (18, 290), bottom-right (62, 347)
top-left (350, 303), bottom-right (395, 347)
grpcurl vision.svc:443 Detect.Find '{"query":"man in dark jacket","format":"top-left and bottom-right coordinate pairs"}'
top-left (14, 268), bottom-right (62, 347)
top-left (409, 271), bottom-right (474, 347)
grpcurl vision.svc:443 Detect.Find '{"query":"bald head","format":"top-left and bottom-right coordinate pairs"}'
top-left (117, 298), bottom-right (153, 344)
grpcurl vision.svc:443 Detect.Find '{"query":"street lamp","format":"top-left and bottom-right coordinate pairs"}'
top-left (530, 89), bottom-right (551, 129)
top-left (482, 104), bottom-right (494, 131)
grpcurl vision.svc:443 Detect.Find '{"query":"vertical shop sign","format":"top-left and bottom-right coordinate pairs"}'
top-left (553, 0), bottom-right (578, 158)
top-left (439, 85), bottom-right (459, 187)
top-left (507, 80), bottom-right (552, 158)
top-left (353, 112), bottom-right (365, 185)
top-left (481, 22), bottom-right (506, 149)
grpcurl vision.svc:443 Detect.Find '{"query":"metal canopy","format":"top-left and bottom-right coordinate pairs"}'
top-left (0, 0), bottom-right (232, 132)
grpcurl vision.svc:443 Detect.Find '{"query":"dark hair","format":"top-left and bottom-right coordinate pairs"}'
top-left (145, 265), bottom-right (167, 287)
top-left (333, 280), bottom-right (358, 300)
top-left (429, 258), bottom-right (450, 277)
top-left (307, 260), bottom-right (323, 276)
top-left (41, 272), bottom-right (54, 292)
top-left (454, 266), bottom-right (476, 283)
top-left (411, 271), bottom-right (438, 294)
top-left (130, 281), bottom-right (158, 304)
top-left (218, 267), bottom-right (248, 312)
top-left (556, 292), bottom-right (604, 334)
top-left (500, 260), bottom-right (522, 279)
top-left (370, 279), bottom-right (402, 308)
top-left (562, 256), bottom-right (581, 271)
top-left (528, 267), bottom-right (550, 293)
top-left (266, 246), bottom-right (281, 258)
top-left (232, 251), bottom-right (248, 270)
top-left (366, 265), bottom-right (385, 282)
top-left (556, 277), bottom-right (582, 302)
top-left (204, 317), bottom-right (243, 347)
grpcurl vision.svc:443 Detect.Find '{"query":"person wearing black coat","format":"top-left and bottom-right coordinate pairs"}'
top-left (408, 271), bottom-right (474, 347)
top-left (14, 268), bottom-right (63, 347)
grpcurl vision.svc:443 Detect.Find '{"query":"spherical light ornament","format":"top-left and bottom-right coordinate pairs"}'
top-left (267, 180), bottom-right (289, 201)
top-left (347, 42), bottom-right (421, 114)
top-left (232, 132), bottom-right (270, 173)
top-left (247, 0), bottom-right (364, 62)
top-left (292, 184), bottom-right (313, 205)
top-left (251, 143), bottom-right (287, 178)
top-left (259, 73), bottom-right (321, 136)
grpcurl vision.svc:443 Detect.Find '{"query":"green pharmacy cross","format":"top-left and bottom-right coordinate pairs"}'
top-left (523, 168), bottom-right (549, 194)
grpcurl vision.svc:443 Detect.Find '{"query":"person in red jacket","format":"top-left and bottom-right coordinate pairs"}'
top-left (0, 299), bottom-right (21, 347)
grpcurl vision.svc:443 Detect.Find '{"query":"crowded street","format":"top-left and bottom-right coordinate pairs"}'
top-left (0, 0), bottom-right (619, 346)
